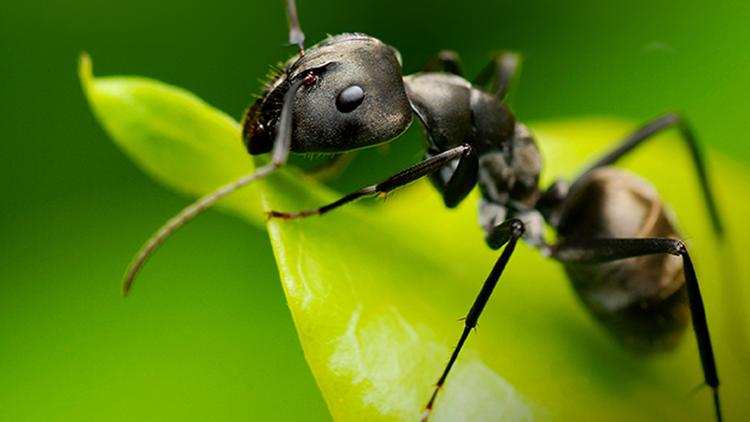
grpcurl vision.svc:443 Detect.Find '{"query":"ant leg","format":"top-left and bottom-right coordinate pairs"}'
top-left (473, 51), bottom-right (522, 99)
top-left (574, 112), bottom-right (723, 236)
top-left (425, 146), bottom-right (479, 208)
top-left (422, 50), bottom-right (463, 76)
top-left (122, 80), bottom-right (303, 295)
top-left (552, 237), bottom-right (722, 422)
top-left (268, 144), bottom-right (472, 219)
top-left (422, 219), bottom-right (525, 421)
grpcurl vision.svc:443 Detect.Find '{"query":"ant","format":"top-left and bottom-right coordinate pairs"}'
top-left (121, 0), bottom-right (724, 420)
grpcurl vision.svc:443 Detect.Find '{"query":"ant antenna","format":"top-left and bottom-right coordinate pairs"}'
top-left (286, 0), bottom-right (305, 55)
top-left (122, 169), bottom-right (272, 296)
top-left (122, 79), bottom-right (303, 296)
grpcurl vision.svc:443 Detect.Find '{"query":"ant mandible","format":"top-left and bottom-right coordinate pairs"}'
top-left (122, 0), bottom-right (724, 420)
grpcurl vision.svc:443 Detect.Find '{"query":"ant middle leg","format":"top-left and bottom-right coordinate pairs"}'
top-left (552, 237), bottom-right (722, 421)
top-left (268, 144), bottom-right (472, 219)
top-left (422, 218), bottom-right (525, 421)
top-left (574, 112), bottom-right (723, 236)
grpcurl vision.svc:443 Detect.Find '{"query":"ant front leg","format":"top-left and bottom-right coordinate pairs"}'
top-left (422, 218), bottom-right (525, 421)
top-left (268, 144), bottom-right (472, 219)
top-left (473, 51), bottom-right (523, 100)
top-left (552, 237), bottom-right (722, 421)
top-left (574, 112), bottom-right (723, 236)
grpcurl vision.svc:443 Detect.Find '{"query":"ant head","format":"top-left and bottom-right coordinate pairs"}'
top-left (243, 34), bottom-right (413, 155)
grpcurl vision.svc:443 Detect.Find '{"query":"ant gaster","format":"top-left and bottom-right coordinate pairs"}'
top-left (122, 0), bottom-right (724, 420)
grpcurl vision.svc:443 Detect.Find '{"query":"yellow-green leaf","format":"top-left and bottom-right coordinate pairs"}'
top-left (79, 53), bottom-right (264, 224)
top-left (82, 56), bottom-right (750, 420)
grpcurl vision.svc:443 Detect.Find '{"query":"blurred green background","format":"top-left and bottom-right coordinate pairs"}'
top-left (1, 0), bottom-right (749, 420)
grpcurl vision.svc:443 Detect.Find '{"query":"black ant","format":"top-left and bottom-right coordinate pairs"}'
top-left (121, 0), bottom-right (724, 420)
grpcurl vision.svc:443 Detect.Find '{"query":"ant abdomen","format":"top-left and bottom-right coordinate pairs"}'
top-left (556, 167), bottom-right (690, 351)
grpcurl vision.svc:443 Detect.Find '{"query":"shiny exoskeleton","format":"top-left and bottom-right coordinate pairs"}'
top-left (238, 31), bottom-right (722, 420)
top-left (122, 2), bottom-right (724, 420)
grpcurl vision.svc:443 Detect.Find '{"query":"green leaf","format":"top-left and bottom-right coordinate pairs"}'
top-left (81, 57), bottom-right (750, 421)
top-left (79, 53), bottom-right (264, 224)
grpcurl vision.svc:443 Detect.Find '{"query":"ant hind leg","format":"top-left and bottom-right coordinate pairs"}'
top-left (552, 237), bottom-right (722, 421)
top-left (573, 112), bottom-right (723, 236)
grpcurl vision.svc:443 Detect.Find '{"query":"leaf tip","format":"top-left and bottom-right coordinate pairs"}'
top-left (78, 52), bottom-right (93, 95)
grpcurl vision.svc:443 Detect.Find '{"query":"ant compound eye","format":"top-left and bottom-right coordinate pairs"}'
top-left (336, 85), bottom-right (365, 113)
